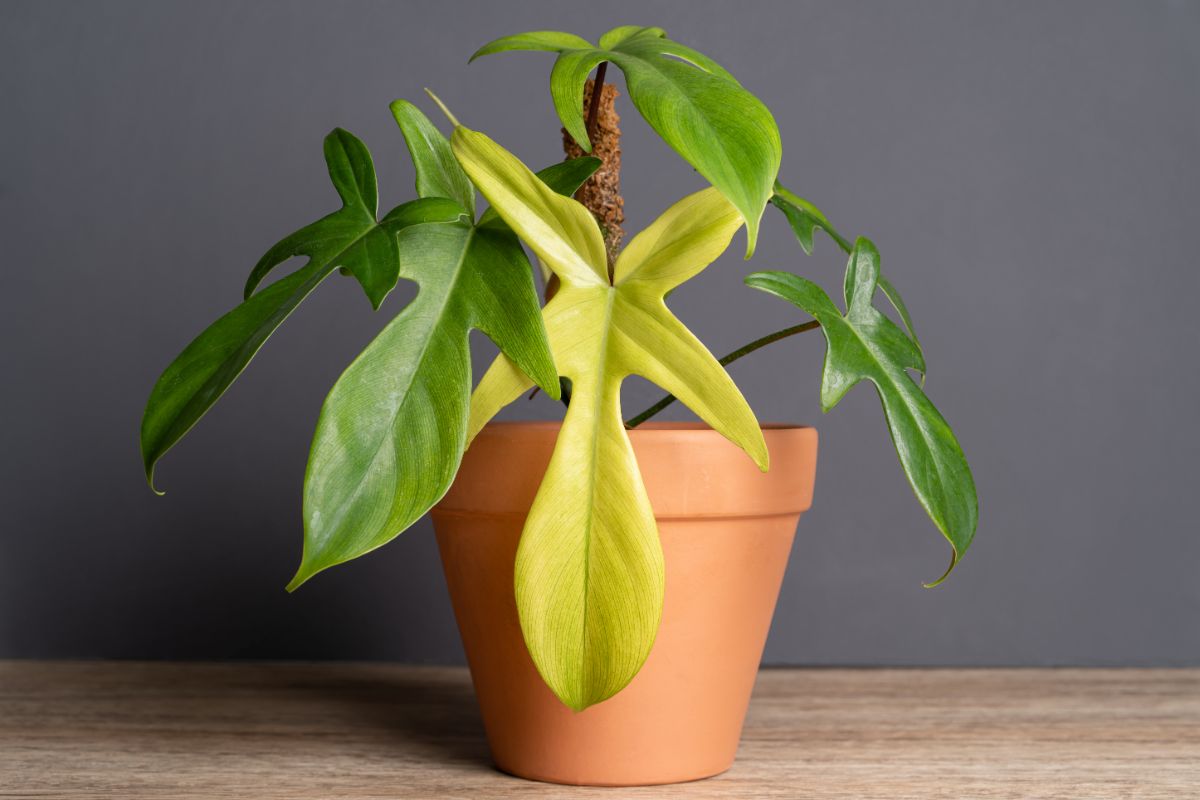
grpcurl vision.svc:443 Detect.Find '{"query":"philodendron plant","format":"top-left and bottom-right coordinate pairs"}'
top-left (142, 26), bottom-right (977, 711)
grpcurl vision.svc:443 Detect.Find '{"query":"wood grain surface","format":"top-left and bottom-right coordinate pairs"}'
top-left (0, 662), bottom-right (1195, 799)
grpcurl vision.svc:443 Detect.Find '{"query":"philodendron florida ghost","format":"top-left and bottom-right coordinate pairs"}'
top-left (141, 25), bottom-right (977, 711)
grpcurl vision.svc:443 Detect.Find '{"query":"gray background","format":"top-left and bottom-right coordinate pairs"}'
top-left (2, 0), bottom-right (1197, 666)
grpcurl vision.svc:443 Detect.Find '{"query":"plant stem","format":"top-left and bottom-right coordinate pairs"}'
top-left (547, 62), bottom-right (610, 410)
top-left (582, 61), bottom-right (608, 161)
top-left (624, 320), bottom-right (821, 428)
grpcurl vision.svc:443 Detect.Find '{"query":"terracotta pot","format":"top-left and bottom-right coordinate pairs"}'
top-left (431, 421), bottom-right (818, 786)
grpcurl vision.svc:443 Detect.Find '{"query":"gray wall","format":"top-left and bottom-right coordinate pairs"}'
top-left (2, 0), bottom-right (1197, 666)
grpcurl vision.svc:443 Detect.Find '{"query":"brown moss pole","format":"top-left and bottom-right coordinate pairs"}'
top-left (563, 77), bottom-right (624, 278)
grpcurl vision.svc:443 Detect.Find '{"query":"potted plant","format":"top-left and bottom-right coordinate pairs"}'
top-left (141, 25), bottom-right (977, 787)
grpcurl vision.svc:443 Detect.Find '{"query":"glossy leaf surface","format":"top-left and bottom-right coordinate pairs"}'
top-left (746, 239), bottom-right (977, 585)
top-left (471, 25), bottom-right (781, 258)
top-left (770, 182), bottom-right (851, 256)
top-left (242, 129), bottom-right (439, 308)
top-left (391, 99), bottom-right (476, 219)
top-left (771, 181), bottom-right (923, 372)
top-left (140, 128), bottom-right (463, 491)
top-left (453, 126), bottom-right (766, 710)
top-left (288, 108), bottom-right (592, 589)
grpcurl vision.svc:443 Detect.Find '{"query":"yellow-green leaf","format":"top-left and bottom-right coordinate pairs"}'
top-left (453, 126), bottom-right (766, 710)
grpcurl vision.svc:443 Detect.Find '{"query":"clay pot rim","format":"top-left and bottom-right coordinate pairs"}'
top-left (448, 421), bottom-right (818, 518)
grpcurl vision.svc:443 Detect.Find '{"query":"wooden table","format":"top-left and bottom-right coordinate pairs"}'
top-left (1, 662), bottom-right (1195, 798)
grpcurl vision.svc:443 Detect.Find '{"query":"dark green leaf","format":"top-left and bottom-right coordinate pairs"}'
top-left (771, 181), bottom-right (922, 373)
top-left (771, 181), bottom-right (851, 255)
top-left (140, 191), bottom-right (462, 492)
top-left (745, 238), bottom-right (977, 586)
top-left (243, 129), bottom-right (450, 309)
top-left (471, 26), bottom-right (781, 258)
top-left (291, 221), bottom-right (559, 589)
top-left (390, 99), bottom-right (476, 218)
top-left (877, 274), bottom-right (923, 379)
top-left (287, 127), bottom-right (594, 589)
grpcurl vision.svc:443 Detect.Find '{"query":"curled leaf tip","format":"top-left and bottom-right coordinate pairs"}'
top-left (922, 550), bottom-right (960, 588)
top-left (423, 89), bottom-right (461, 127)
top-left (142, 455), bottom-right (165, 496)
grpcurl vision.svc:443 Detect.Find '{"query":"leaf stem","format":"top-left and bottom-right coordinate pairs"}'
top-left (624, 320), bottom-right (821, 428)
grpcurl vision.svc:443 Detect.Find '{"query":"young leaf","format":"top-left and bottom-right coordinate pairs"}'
top-left (471, 26), bottom-right (781, 258)
top-left (287, 115), bottom-right (588, 590)
top-left (745, 239), bottom-right (977, 586)
top-left (453, 126), bottom-right (767, 710)
top-left (140, 128), bottom-right (463, 491)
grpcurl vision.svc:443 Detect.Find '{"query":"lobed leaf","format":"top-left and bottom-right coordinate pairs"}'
top-left (455, 127), bottom-right (765, 709)
top-left (771, 181), bottom-right (923, 374)
top-left (292, 221), bottom-right (558, 589)
top-left (243, 129), bottom-right (429, 307)
top-left (140, 126), bottom-right (464, 491)
top-left (745, 239), bottom-right (977, 586)
top-left (289, 105), bottom-right (581, 589)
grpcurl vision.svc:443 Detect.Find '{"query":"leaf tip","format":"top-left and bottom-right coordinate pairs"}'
top-left (285, 567), bottom-right (311, 593)
top-left (142, 445), bottom-right (166, 495)
top-left (423, 88), bottom-right (461, 128)
top-left (741, 215), bottom-right (761, 259)
top-left (922, 549), bottom-right (960, 588)
top-left (466, 43), bottom-right (491, 63)
top-left (747, 431), bottom-right (770, 473)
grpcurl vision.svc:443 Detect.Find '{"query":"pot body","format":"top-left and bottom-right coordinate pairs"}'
top-left (431, 421), bottom-right (818, 786)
